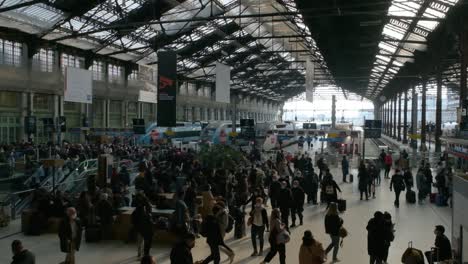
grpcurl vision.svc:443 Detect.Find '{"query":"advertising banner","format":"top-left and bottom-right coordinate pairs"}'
top-left (157, 51), bottom-right (177, 127)
top-left (65, 67), bottom-right (92, 104)
top-left (216, 62), bottom-right (231, 103)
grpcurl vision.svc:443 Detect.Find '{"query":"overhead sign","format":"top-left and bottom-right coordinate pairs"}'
top-left (409, 134), bottom-right (421, 139)
top-left (215, 62), bottom-right (231, 103)
top-left (157, 51), bottom-right (177, 127)
top-left (305, 58), bottom-right (314, 103)
top-left (65, 67), bottom-right (92, 104)
top-left (364, 120), bottom-right (382, 129)
top-left (364, 128), bottom-right (381, 139)
top-left (138, 90), bottom-right (157, 104)
top-left (319, 137), bottom-right (344, 142)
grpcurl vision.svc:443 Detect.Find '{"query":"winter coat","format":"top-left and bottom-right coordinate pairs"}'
top-left (324, 214), bottom-right (343, 236)
top-left (170, 241), bottom-right (194, 264)
top-left (201, 215), bottom-right (223, 245)
top-left (291, 187), bottom-right (305, 207)
top-left (299, 242), bottom-right (325, 264)
top-left (58, 218), bottom-right (82, 253)
top-left (278, 188), bottom-right (293, 209)
top-left (390, 173), bottom-right (406, 192)
top-left (367, 217), bottom-right (390, 258)
top-left (358, 169), bottom-right (369, 191)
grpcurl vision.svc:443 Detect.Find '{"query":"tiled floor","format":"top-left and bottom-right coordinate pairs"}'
top-left (0, 143), bottom-right (452, 264)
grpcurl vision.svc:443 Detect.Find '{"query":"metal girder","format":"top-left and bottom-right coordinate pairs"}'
top-left (0, 0), bottom-right (45, 13)
top-left (370, 0), bottom-right (433, 98)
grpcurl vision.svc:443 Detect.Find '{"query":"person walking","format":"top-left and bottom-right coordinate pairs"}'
top-left (341, 156), bottom-right (349, 183)
top-left (304, 167), bottom-right (319, 205)
top-left (291, 180), bottom-right (305, 227)
top-left (249, 197), bottom-right (269, 256)
top-left (384, 151), bottom-right (393, 179)
top-left (306, 135), bottom-right (313, 150)
top-left (170, 233), bottom-right (202, 264)
top-left (278, 180), bottom-right (293, 232)
top-left (324, 203), bottom-right (343, 263)
top-left (358, 162), bottom-right (369, 200)
top-left (416, 167), bottom-right (428, 203)
top-left (390, 169), bottom-right (406, 208)
top-left (214, 202), bottom-right (235, 263)
top-left (269, 174), bottom-right (281, 209)
top-left (321, 172), bottom-right (342, 208)
top-left (58, 207), bottom-right (82, 264)
top-left (261, 208), bottom-right (287, 264)
top-left (200, 206), bottom-right (223, 264)
top-left (11, 240), bottom-right (35, 264)
top-left (367, 211), bottom-right (393, 264)
top-left (299, 230), bottom-right (325, 264)
top-left (132, 193), bottom-right (154, 259)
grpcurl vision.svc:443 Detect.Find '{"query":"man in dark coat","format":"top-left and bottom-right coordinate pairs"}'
top-left (58, 207), bottom-right (82, 264)
top-left (290, 180), bottom-right (305, 227)
top-left (304, 167), bottom-right (319, 204)
top-left (170, 233), bottom-right (200, 264)
top-left (358, 162), bottom-right (369, 200)
top-left (269, 175), bottom-right (281, 208)
top-left (132, 194), bottom-right (154, 258)
top-left (200, 208), bottom-right (224, 264)
top-left (390, 169), bottom-right (406, 208)
top-left (367, 211), bottom-right (387, 264)
top-left (11, 240), bottom-right (35, 264)
top-left (278, 180), bottom-right (293, 231)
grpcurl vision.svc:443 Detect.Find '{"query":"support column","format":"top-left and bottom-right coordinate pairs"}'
top-left (389, 100), bottom-right (393, 137)
top-left (393, 97), bottom-right (397, 138)
top-left (397, 93), bottom-right (402, 141)
top-left (420, 79), bottom-right (427, 151)
top-left (104, 99), bottom-right (110, 128)
top-left (384, 103), bottom-right (388, 135)
top-left (461, 30), bottom-right (467, 108)
top-left (331, 95), bottom-right (336, 129)
top-left (435, 69), bottom-right (443, 153)
top-left (403, 90), bottom-right (408, 144)
top-left (411, 85), bottom-right (418, 150)
top-left (122, 101), bottom-right (127, 128)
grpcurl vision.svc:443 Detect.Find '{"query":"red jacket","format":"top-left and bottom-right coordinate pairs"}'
top-left (384, 155), bottom-right (393, 166)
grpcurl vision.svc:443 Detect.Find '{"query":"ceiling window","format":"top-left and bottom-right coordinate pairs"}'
top-left (91, 61), bottom-right (104, 81)
top-left (61, 53), bottom-right (84, 74)
top-left (0, 39), bottom-right (23, 67)
top-left (33, 48), bottom-right (55, 72)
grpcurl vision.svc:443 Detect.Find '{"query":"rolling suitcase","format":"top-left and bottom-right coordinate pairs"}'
top-left (337, 199), bottom-right (346, 212)
top-left (435, 194), bottom-right (446, 206)
top-left (406, 190), bottom-right (416, 204)
top-left (349, 174), bottom-right (354, 183)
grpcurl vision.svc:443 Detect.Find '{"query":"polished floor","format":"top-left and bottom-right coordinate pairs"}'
top-left (0, 143), bottom-right (452, 264)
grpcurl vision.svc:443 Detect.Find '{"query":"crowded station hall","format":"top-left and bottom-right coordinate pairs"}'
top-left (0, 0), bottom-right (468, 264)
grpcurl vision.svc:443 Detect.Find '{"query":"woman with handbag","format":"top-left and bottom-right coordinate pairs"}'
top-left (261, 208), bottom-right (288, 264)
top-left (324, 203), bottom-right (343, 263)
top-left (299, 230), bottom-right (325, 264)
top-left (248, 197), bottom-right (269, 257)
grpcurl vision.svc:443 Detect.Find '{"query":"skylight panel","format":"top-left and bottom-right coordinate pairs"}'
top-left (383, 25), bottom-right (405, 40)
top-left (379, 42), bottom-right (397, 53)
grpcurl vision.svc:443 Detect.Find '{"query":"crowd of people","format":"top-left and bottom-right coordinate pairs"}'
top-left (5, 140), bottom-right (456, 264)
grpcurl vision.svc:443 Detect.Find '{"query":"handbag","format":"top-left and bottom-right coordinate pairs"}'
top-left (339, 227), bottom-right (348, 238)
top-left (276, 229), bottom-right (290, 244)
top-left (247, 216), bottom-right (253, 226)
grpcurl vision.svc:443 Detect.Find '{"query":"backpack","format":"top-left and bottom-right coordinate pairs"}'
top-left (225, 214), bottom-right (234, 233)
top-left (325, 185), bottom-right (334, 195)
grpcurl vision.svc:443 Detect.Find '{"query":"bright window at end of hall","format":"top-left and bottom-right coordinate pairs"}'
top-left (33, 48), bottom-right (55, 72)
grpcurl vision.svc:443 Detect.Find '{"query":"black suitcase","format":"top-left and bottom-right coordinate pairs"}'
top-left (349, 174), bottom-right (354, 183)
top-left (85, 225), bottom-right (101, 242)
top-left (338, 199), bottom-right (346, 212)
top-left (406, 190), bottom-right (416, 204)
